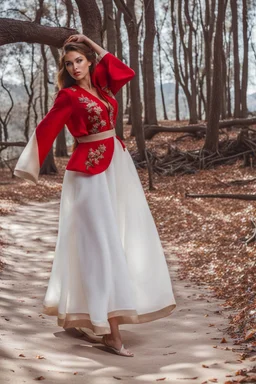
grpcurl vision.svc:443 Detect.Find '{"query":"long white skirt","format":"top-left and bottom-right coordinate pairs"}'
top-left (43, 137), bottom-right (176, 335)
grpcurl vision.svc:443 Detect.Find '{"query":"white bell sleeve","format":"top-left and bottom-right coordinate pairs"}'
top-left (14, 89), bottom-right (72, 185)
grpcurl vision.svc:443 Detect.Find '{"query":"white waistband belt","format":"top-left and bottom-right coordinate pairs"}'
top-left (76, 128), bottom-right (116, 143)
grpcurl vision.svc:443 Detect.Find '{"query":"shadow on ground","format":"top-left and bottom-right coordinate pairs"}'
top-left (0, 201), bottom-right (253, 384)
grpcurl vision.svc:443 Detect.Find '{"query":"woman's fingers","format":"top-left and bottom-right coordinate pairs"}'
top-left (66, 35), bottom-right (78, 42)
top-left (66, 34), bottom-right (87, 43)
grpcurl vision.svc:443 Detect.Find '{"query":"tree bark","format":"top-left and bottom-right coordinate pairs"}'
top-left (40, 45), bottom-right (57, 174)
top-left (143, 0), bottom-right (157, 125)
top-left (231, 0), bottom-right (241, 117)
top-left (55, 128), bottom-right (68, 157)
top-left (17, 45), bottom-right (36, 142)
top-left (200, 0), bottom-right (216, 120)
top-left (241, 0), bottom-right (248, 118)
top-left (104, 0), bottom-right (116, 53)
top-left (114, 0), bottom-right (145, 160)
top-left (156, 30), bottom-right (168, 120)
top-left (204, 0), bottom-right (225, 152)
top-left (74, 0), bottom-right (102, 44)
top-left (0, 18), bottom-right (77, 47)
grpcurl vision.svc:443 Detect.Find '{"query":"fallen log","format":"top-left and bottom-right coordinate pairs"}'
top-left (186, 193), bottom-right (256, 200)
top-left (144, 117), bottom-right (256, 139)
top-left (144, 124), bottom-right (206, 139)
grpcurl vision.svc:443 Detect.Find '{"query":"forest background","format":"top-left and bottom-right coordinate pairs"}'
top-left (0, 0), bottom-right (256, 370)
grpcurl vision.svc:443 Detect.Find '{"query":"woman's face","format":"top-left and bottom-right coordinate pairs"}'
top-left (64, 51), bottom-right (92, 81)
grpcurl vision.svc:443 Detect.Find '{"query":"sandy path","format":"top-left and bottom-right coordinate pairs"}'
top-left (0, 201), bottom-right (254, 384)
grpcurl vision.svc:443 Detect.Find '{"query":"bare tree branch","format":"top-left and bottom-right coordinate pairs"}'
top-left (0, 18), bottom-right (77, 47)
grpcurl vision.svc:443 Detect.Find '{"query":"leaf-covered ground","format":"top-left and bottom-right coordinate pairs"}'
top-left (0, 122), bottom-right (255, 353)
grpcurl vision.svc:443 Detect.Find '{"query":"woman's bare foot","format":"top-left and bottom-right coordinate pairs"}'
top-left (102, 334), bottom-right (134, 357)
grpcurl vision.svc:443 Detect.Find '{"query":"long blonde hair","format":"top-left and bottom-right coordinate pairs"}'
top-left (57, 42), bottom-right (96, 90)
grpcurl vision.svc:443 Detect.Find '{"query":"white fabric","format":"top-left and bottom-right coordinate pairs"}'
top-left (43, 137), bottom-right (176, 332)
top-left (76, 128), bottom-right (116, 143)
top-left (14, 132), bottom-right (40, 185)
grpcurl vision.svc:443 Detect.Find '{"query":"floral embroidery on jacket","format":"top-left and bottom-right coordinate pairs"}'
top-left (85, 144), bottom-right (107, 169)
top-left (109, 104), bottom-right (115, 129)
top-left (78, 94), bottom-right (107, 134)
top-left (102, 85), bottom-right (115, 99)
top-left (69, 87), bottom-right (77, 92)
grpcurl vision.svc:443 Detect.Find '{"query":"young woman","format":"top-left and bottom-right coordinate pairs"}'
top-left (14, 34), bottom-right (176, 357)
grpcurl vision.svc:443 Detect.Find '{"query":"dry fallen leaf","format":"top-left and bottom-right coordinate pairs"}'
top-left (36, 355), bottom-right (45, 360)
top-left (156, 379), bottom-right (166, 381)
top-left (239, 377), bottom-right (256, 383)
top-left (202, 364), bottom-right (209, 368)
top-left (235, 369), bottom-right (248, 376)
top-left (34, 377), bottom-right (45, 381)
top-left (220, 338), bottom-right (227, 343)
top-left (19, 354), bottom-right (25, 358)
top-left (245, 329), bottom-right (256, 341)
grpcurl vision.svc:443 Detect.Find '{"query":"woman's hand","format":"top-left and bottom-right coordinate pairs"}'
top-left (65, 34), bottom-right (106, 56)
top-left (66, 34), bottom-right (88, 44)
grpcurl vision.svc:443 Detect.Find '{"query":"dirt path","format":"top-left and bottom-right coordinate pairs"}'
top-left (0, 201), bottom-right (254, 384)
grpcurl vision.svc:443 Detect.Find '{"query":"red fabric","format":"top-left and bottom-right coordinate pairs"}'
top-left (116, 135), bottom-right (126, 150)
top-left (92, 52), bottom-right (135, 95)
top-left (34, 52), bottom-right (135, 176)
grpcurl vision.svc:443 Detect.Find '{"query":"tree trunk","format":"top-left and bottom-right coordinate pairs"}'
top-left (202, 0), bottom-right (216, 120)
top-left (241, 0), bottom-right (248, 118)
top-left (231, 0), bottom-right (241, 117)
top-left (40, 45), bottom-right (57, 174)
top-left (40, 150), bottom-right (58, 175)
top-left (156, 31), bottom-right (168, 120)
top-left (175, 80), bottom-right (180, 121)
top-left (104, 0), bottom-right (116, 53)
top-left (170, 0), bottom-right (182, 121)
top-left (74, 0), bottom-right (102, 44)
top-left (143, 0), bottom-right (157, 125)
top-left (221, 46), bottom-right (227, 119)
top-left (114, 0), bottom-right (145, 160)
top-left (204, 0), bottom-right (225, 152)
top-left (226, 28), bottom-right (232, 118)
top-left (55, 128), bottom-right (68, 157)
top-left (184, 1), bottom-right (198, 124)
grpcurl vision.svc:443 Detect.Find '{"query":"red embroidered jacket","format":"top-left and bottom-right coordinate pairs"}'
top-left (14, 50), bottom-right (135, 184)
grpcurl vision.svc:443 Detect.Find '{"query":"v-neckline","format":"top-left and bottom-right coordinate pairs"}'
top-left (76, 84), bottom-right (111, 112)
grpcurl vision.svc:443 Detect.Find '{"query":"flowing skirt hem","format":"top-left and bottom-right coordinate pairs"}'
top-left (42, 303), bottom-right (176, 335)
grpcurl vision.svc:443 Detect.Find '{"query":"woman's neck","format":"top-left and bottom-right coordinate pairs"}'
top-left (76, 75), bottom-right (93, 90)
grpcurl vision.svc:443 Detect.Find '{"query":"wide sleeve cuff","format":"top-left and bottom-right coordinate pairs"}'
top-left (14, 131), bottom-right (40, 185)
